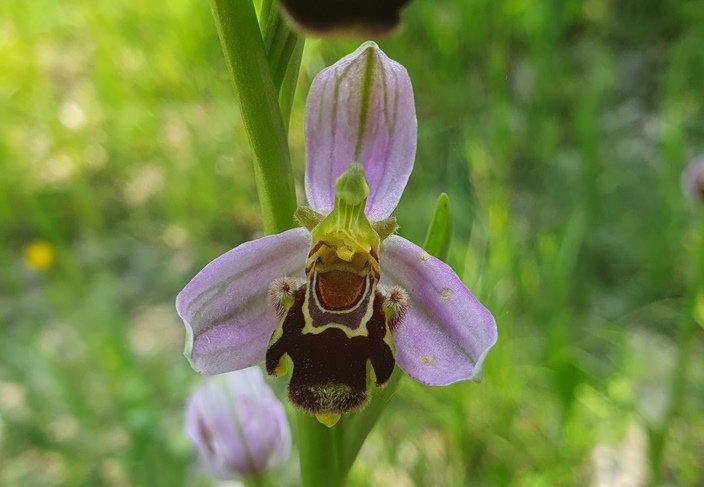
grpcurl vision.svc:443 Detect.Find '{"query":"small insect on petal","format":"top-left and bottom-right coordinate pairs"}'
top-left (280, 0), bottom-right (412, 37)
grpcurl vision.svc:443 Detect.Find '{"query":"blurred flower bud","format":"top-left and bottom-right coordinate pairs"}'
top-left (682, 157), bottom-right (704, 204)
top-left (185, 367), bottom-right (291, 480)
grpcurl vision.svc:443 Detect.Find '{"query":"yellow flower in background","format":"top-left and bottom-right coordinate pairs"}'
top-left (23, 240), bottom-right (55, 271)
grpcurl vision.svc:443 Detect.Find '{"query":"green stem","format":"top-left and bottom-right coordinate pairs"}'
top-left (262, 0), bottom-right (299, 91)
top-left (209, 0), bottom-right (297, 234)
top-left (245, 473), bottom-right (277, 487)
top-left (340, 367), bottom-right (404, 476)
top-left (297, 412), bottom-right (345, 487)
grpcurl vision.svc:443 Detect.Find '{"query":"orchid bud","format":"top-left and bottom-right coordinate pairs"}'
top-left (184, 367), bottom-right (291, 480)
top-left (682, 157), bottom-right (704, 204)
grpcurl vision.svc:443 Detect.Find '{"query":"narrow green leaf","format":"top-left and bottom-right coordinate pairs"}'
top-left (277, 36), bottom-right (305, 133)
top-left (423, 192), bottom-right (453, 260)
top-left (260, 0), bottom-right (305, 133)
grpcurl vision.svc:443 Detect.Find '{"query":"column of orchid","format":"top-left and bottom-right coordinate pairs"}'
top-left (178, 2), bottom-right (498, 486)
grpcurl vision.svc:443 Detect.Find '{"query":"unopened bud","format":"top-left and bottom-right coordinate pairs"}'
top-left (682, 157), bottom-right (704, 204)
top-left (184, 367), bottom-right (291, 480)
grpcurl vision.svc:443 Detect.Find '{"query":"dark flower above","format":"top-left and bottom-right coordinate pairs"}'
top-left (280, 0), bottom-right (412, 37)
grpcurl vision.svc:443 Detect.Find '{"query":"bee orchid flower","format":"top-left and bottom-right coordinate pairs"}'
top-left (176, 42), bottom-right (498, 428)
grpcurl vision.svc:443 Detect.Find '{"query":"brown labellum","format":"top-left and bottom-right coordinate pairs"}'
top-left (265, 286), bottom-right (396, 414)
top-left (280, 0), bottom-right (412, 37)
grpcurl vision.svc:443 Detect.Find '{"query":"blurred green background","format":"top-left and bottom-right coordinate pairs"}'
top-left (1, 0), bottom-right (704, 485)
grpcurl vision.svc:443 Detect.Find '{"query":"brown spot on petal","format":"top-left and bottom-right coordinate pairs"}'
top-left (420, 355), bottom-right (438, 365)
top-left (316, 270), bottom-right (365, 309)
top-left (198, 419), bottom-right (215, 455)
top-left (417, 251), bottom-right (431, 263)
top-left (440, 288), bottom-right (453, 300)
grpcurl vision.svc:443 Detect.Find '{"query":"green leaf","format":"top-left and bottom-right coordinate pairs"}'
top-left (259, 0), bottom-right (305, 132)
top-left (423, 192), bottom-right (453, 260)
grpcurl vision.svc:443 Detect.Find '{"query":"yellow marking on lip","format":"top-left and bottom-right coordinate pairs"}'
top-left (316, 413), bottom-right (341, 428)
top-left (273, 355), bottom-right (288, 377)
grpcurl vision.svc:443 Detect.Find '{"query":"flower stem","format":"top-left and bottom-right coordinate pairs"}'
top-left (209, 0), bottom-right (297, 235)
top-left (296, 412), bottom-right (345, 487)
top-left (340, 367), bottom-right (404, 476)
top-left (246, 473), bottom-right (276, 487)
